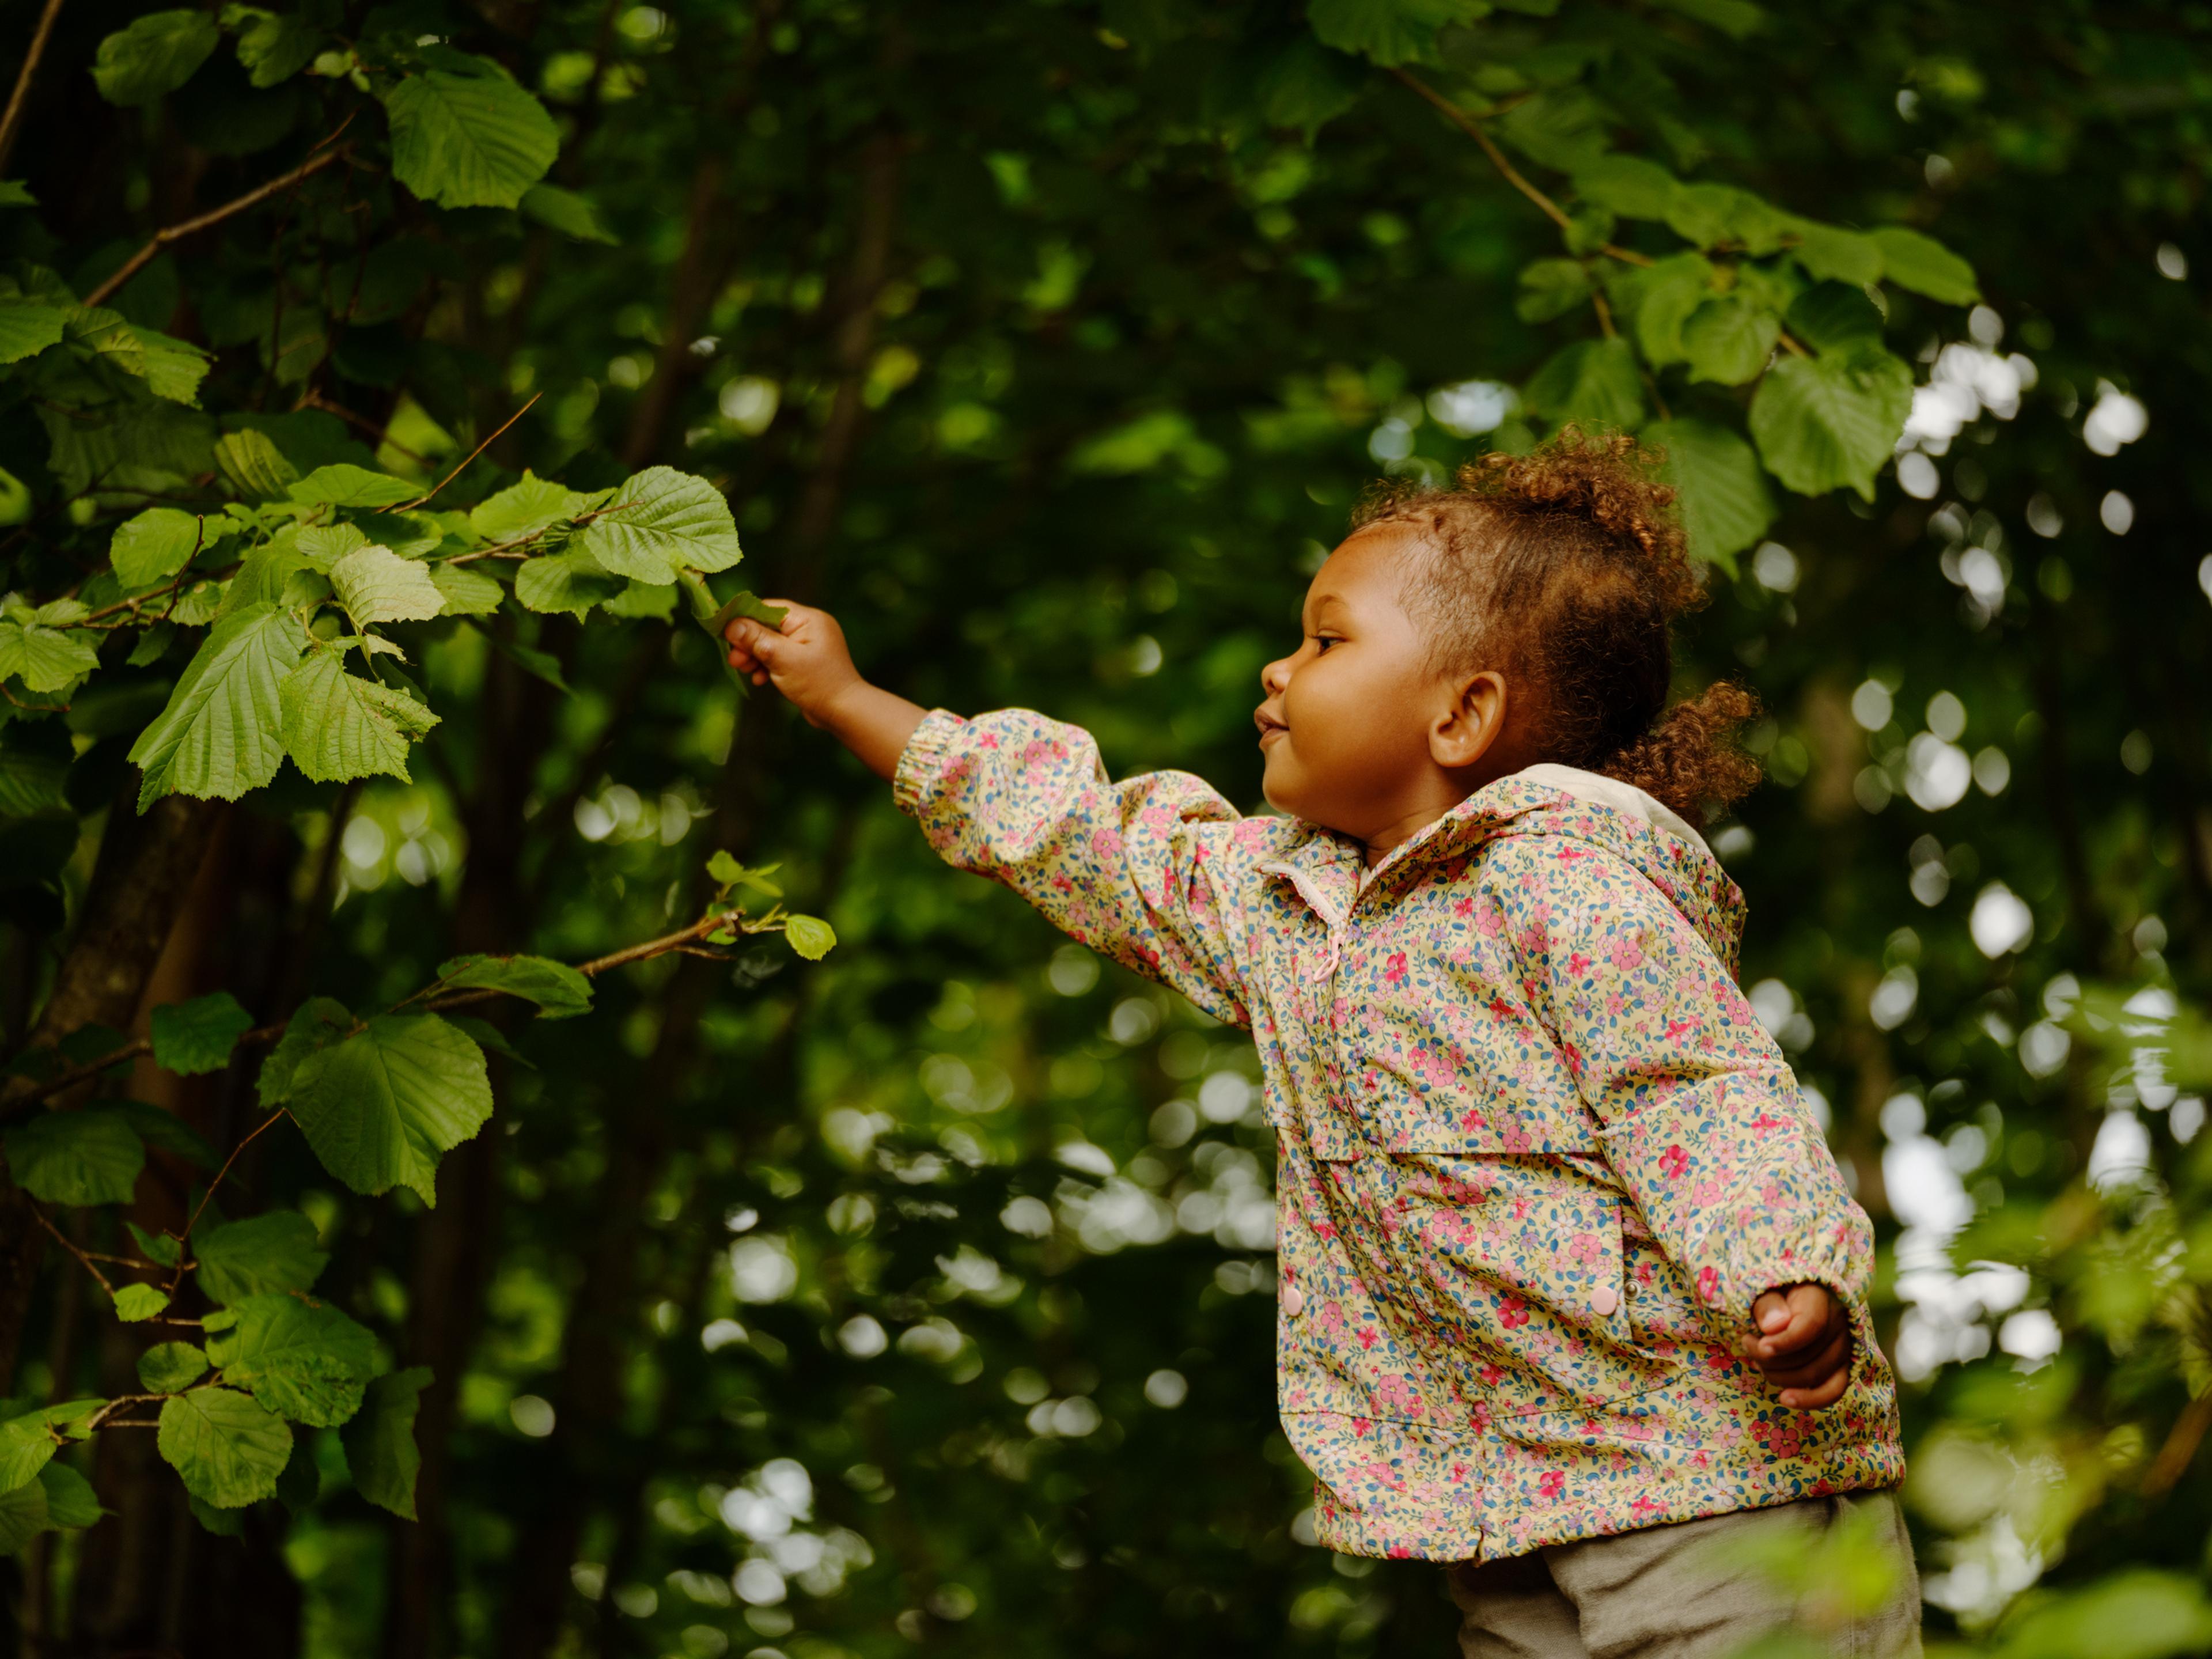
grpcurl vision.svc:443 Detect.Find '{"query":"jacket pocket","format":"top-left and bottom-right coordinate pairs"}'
top-left (1331, 1152), bottom-right (1675, 1421)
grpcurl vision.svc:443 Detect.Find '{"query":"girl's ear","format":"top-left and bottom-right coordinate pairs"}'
top-left (1430, 669), bottom-right (1509, 771)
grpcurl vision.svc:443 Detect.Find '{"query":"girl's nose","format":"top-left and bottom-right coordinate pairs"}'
top-left (1260, 654), bottom-right (1293, 696)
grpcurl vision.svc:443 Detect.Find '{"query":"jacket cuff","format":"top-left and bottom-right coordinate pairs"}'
top-left (892, 709), bottom-right (967, 819)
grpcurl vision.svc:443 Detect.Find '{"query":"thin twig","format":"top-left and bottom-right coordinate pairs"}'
top-left (83, 147), bottom-right (347, 310)
top-left (1392, 70), bottom-right (1653, 268)
top-left (168, 1110), bottom-right (290, 1290)
top-left (2143, 1390), bottom-right (2212, 1498)
top-left (84, 1393), bottom-right (165, 1434)
top-left (394, 393), bottom-right (543, 512)
top-left (30, 1206), bottom-right (113, 1297)
top-left (0, 0), bottom-right (66, 178)
top-left (296, 390), bottom-right (432, 467)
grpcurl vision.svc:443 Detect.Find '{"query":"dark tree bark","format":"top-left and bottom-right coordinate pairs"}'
top-left (0, 793), bottom-right (225, 1393)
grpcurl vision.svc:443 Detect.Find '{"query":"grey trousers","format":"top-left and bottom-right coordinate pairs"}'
top-left (1446, 1492), bottom-right (1923, 1659)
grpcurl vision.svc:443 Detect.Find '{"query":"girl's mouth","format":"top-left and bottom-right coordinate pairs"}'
top-left (1255, 708), bottom-right (1287, 747)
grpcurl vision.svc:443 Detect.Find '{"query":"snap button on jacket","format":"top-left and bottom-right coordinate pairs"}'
top-left (895, 709), bottom-right (1904, 1561)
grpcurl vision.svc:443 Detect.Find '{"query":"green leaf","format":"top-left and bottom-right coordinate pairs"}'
top-left (230, 5), bottom-right (324, 87)
top-left (444, 1013), bottom-right (533, 1070)
top-left (294, 522), bottom-right (369, 571)
top-left (435, 954), bottom-right (593, 1020)
top-left (128, 1222), bottom-right (184, 1267)
top-left (577, 467), bottom-right (743, 584)
top-left (1252, 35), bottom-right (1363, 138)
top-left (327, 544), bottom-right (445, 624)
top-left (92, 10), bottom-right (221, 105)
top-left (2, 1106), bottom-right (145, 1206)
top-left (194, 1210), bottom-right (329, 1304)
top-left (123, 325), bottom-right (211, 406)
top-left (115, 1101), bottom-right (215, 1166)
top-left (287, 464), bottom-right (415, 509)
top-left (342, 1366), bottom-right (431, 1520)
top-left (0, 298), bottom-right (69, 364)
top-left (279, 646), bottom-right (441, 784)
top-left (37, 1461), bottom-right (101, 1528)
top-left (427, 563), bottom-right (503, 617)
top-left (188, 1491), bottom-right (243, 1534)
top-left (126, 603), bottom-right (307, 808)
top-left (1786, 220), bottom-right (1884, 287)
top-left (1573, 154), bottom-right (1681, 221)
top-left (1748, 342), bottom-right (1914, 500)
top-left (157, 1387), bottom-right (291, 1508)
top-left (468, 472), bottom-right (591, 543)
top-left (140, 1342), bottom-right (211, 1393)
top-left (0, 724), bottom-right (71, 816)
top-left (707, 850), bottom-right (745, 886)
top-left (601, 580), bottom-right (679, 621)
top-left (1306, 0), bottom-right (1485, 67)
top-left (0, 616), bottom-right (99, 693)
top-left (785, 915), bottom-right (837, 961)
top-left (1643, 419), bottom-right (1773, 572)
top-left (1520, 337), bottom-right (1645, 430)
top-left (1514, 258), bottom-right (1594, 324)
top-left (214, 429), bottom-right (299, 499)
top-left (514, 551), bottom-right (623, 616)
top-left (384, 66), bottom-right (560, 211)
top-left (1869, 225), bottom-right (1979, 305)
top-left (0, 1410), bottom-right (58, 1494)
top-left (1787, 282), bottom-right (1886, 351)
top-left (150, 991), bottom-right (255, 1075)
top-left (0, 181), bottom-right (33, 206)
top-left (257, 997), bottom-right (355, 1108)
top-left (206, 1292), bottom-right (377, 1426)
top-left (1680, 294), bottom-right (1781, 385)
top-left (289, 1013), bottom-right (493, 1205)
top-left (520, 183), bottom-right (617, 243)
top-left (113, 1282), bottom-right (172, 1321)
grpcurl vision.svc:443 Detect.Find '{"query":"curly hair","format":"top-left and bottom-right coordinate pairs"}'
top-left (1353, 428), bottom-right (1759, 829)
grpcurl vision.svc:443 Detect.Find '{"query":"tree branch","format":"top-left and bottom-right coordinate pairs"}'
top-left (396, 392), bottom-right (543, 512)
top-left (0, 0), bottom-right (66, 179)
top-left (82, 146), bottom-right (346, 310)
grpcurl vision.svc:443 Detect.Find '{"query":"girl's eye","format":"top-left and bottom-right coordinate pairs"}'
top-left (1313, 635), bottom-right (1340, 654)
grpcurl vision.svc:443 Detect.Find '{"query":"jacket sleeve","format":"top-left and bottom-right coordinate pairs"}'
top-left (893, 708), bottom-right (1271, 1028)
top-left (1483, 836), bottom-right (1873, 1336)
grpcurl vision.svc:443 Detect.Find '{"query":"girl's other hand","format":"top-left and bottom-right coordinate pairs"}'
top-left (725, 601), bottom-right (862, 729)
top-left (1740, 1282), bottom-right (1852, 1409)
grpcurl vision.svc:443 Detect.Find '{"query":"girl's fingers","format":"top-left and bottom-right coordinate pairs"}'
top-left (1758, 1328), bottom-right (1851, 1388)
top-left (1779, 1367), bottom-right (1851, 1410)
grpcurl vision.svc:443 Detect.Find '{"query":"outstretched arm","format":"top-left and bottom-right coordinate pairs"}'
top-left (725, 602), bottom-right (924, 779)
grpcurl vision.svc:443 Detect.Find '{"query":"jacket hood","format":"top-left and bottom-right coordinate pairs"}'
top-left (1266, 774), bottom-right (1748, 977)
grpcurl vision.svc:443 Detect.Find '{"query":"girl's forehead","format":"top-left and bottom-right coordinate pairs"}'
top-left (1308, 521), bottom-right (1425, 609)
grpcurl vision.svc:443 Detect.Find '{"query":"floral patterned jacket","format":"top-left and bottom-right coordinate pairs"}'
top-left (895, 708), bottom-right (1904, 1561)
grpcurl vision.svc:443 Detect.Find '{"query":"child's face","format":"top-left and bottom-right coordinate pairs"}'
top-left (1255, 521), bottom-right (1495, 842)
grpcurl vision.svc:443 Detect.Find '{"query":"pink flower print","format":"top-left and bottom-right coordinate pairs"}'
top-left (979, 731), bottom-right (1001, 749)
top-left (1630, 1494), bottom-right (1663, 1518)
top-left (1469, 1400), bottom-right (1492, 1433)
top-left (1558, 845), bottom-right (1588, 863)
top-left (1456, 1107), bottom-right (1488, 1136)
top-left (1385, 950), bottom-right (1409, 986)
top-left (1569, 952), bottom-right (1592, 974)
top-left (1478, 1363), bottom-right (1503, 1387)
top-left (1374, 1374), bottom-right (1423, 1417)
top-left (1749, 1112), bottom-right (1785, 1138)
top-left (1476, 904), bottom-right (1505, 938)
top-left (1350, 1419), bottom-right (1374, 1441)
top-left (1662, 1016), bottom-right (1698, 1044)
top-left (1357, 1328), bottom-right (1380, 1351)
top-left (1607, 934), bottom-right (1645, 971)
top-left (1090, 827), bottom-right (1123, 859)
top-left (1690, 1178), bottom-right (1724, 1207)
top-left (1537, 1469), bottom-right (1566, 1500)
top-left (1702, 1346), bottom-right (1735, 1375)
top-left (1501, 1118), bottom-right (1533, 1155)
top-left (1658, 1143), bottom-right (1688, 1181)
top-left (1453, 895), bottom-right (1475, 918)
top-left (1696, 1266), bottom-right (1721, 1305)
top-left (1566, 1231), bottom-right (1600, 1266)
top-left (1051, 874), bottom-right (1073, 893)
top-left (1499, 1297), bottom-right (1531, 1330)
top-left (1635, 1260), bottom-right (1655, 1288)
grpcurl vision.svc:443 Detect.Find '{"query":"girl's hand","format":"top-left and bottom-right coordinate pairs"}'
top-left (725, 601), bottom-right (929, 782)
top-left (1740, 1283), bottom-right (1852, 1409)
top-left (725, 601), bottom-right (863, 728)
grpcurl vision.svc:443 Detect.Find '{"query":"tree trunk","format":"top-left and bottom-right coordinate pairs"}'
top-left (0, 793), bottom-right (224, 1393)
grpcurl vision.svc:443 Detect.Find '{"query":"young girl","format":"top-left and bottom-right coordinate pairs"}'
top-left (726, 433), bottom-right (1919, 1657)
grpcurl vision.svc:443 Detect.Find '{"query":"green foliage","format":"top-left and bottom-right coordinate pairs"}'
top-left (125, 605), bottom-right (307, 808)
top-left (157, 1388), bottom-right (291, 1509)
top-left (1748, 344), bottom-right (1915, 499)
top-left (150, 991), bottom-right (255, 1075)
top-left (577, 466), bottom-right (745, 585)
top-left (192, 1211), bottom-right (329, 1304)
top-left (383, 64), bottom-right (560, 211)
top-left (91, 9), bottom-right (221, 106)
top-left (2, 1107), bottom-right (144, 1206)
top-left (340, 1366), bottom-right (431, 1520)
top-left (112, 1282), bottom-right (171, 1321)
top-left (286, 1014), bottom-right (491, 1205)
top-left (205, 1293), bottom-right (378, 1426)
top-left (433, 954), bottom-right (594, 1019)
top-left (138, 1342), bottom-right (211, 1393)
